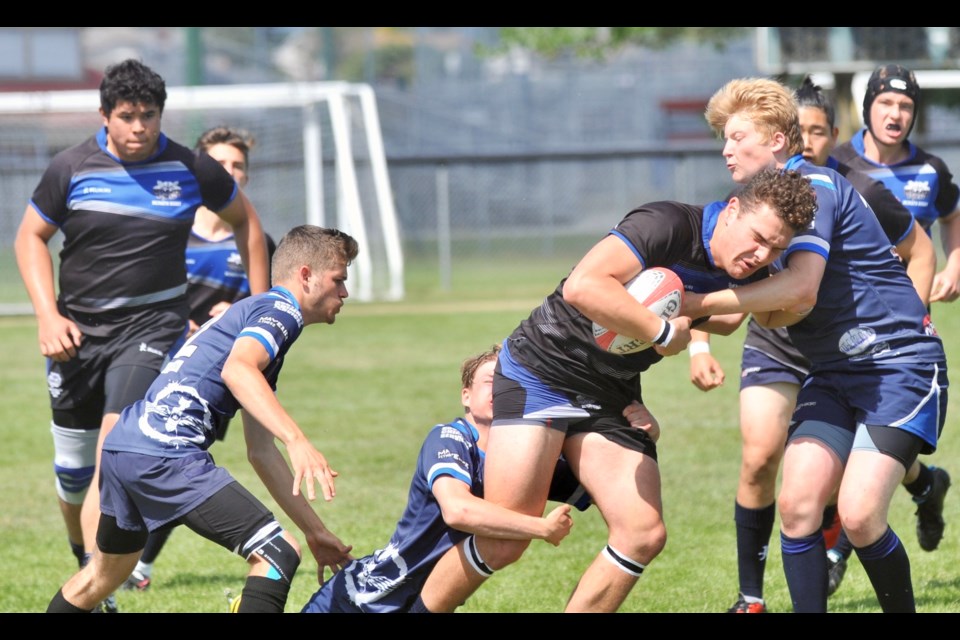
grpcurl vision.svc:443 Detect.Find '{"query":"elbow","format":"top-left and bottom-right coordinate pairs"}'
top-left (439, 503), bottom-right (472, 532)
top-left (561, 275), bottom-right (590, 311)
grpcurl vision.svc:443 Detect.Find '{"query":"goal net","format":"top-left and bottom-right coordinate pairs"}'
top-left (0, 81), bottom-right (404, 303)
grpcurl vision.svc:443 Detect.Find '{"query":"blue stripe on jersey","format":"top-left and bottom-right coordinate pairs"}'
top-left (239, 326), bottom-right (280, 358)
top-left (609, 229), bottom-right (646, 268)
top-left (67, 162), bottom-right (202, 223)
top-left (803, 172), bottom-right (838, 191)
top-left (427, 462), bottom-right (471, 487)
top-left (786, 235), bottom-right (829, 260)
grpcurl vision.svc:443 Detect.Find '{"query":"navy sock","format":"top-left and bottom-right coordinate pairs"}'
top-left (47, 588), bottom-right (93, 613)
top-left (855, 526), bottom-right (915, 613)
top-left (408, 595), bottom-right (433, 613)
top-left (237, 575), bottom-right (290, 613)
top-left (69, 540), bottom-right (85, 567)
top-left (733, 502), bottom-right (775, 599)
top-left (781, 530), bottom-right (827, 612)
top-left (904, 463), bottom-right (933, 499)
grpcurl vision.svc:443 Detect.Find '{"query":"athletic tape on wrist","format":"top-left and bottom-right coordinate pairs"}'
top-left (688, 341), bottom-right (711, 357)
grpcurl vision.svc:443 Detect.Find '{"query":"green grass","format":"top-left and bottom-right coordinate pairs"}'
top-left (2, 255), bottom-right (959, 613)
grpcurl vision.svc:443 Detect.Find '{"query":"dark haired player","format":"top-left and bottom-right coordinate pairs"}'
top-left (46, 225), bottom-right (356, 613)
top-left (415, 168), bottom-right (817, 613)
top-left (14, 58), bottom-right (270, 612)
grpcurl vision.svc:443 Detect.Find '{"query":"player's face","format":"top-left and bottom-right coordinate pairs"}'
top-left (720, 114), bottom-right (780, 184)
top-left (798, 106), bottom-right (837, 167)
top-left (303, 262), bottom-right (349, 325)
top-left (463, 359), bottom-right (496, 427)
top-left (714, 201), bottom-right (793, 279)
top-left (101, 100), bottom-right (162, 162)
top-left (206, 143), bottom-right (249, 188)
top-left (869, 92), bottom-right (915, 146)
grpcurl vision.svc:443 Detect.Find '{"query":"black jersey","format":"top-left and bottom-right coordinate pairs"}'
top-left (29, 128), bottom-right (238, 316)
top-left (507, 200), bottom-right (767, 411)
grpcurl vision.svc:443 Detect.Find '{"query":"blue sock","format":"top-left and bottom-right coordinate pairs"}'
top-left (781, 530), bottom-right (827, 612)
top-left (734, 502), bottom-right (775, 599)
top-left (854, 526), bottom-right (915, 612)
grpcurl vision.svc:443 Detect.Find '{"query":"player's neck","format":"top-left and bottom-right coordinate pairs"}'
top-left (863, 131), bottom-right (909, 165)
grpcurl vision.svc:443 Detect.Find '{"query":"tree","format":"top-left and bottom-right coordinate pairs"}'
top-left (488, 27), bottom-right (750, 59)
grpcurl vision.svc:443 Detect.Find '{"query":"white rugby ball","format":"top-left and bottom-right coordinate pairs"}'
top-left (593, 267), bottom-right (684, 355)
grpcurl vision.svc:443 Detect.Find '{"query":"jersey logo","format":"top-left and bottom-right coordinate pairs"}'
top-left (904, 179), bottom-right (930, 203)
top-left (152, 180), bottom-right (183, 205)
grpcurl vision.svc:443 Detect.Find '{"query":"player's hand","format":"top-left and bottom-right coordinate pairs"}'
top-left (654, 316), bottom-right (692, 357)
top-left (689, 352), bottom-right (725, 391)
top-left (930, 270), bottom-right (960, 303)
top-left (622, 400), bottom-right (660, 443)
top-left (36, 312), bottom-right (82, 361)
top-left (543, 503), bottom-right (574, 546)
top-left (306, 530), bottom-right (354, 585)
top-left (209, 301), bottom-right (233, 318)
top-left (185, 318), bottom-right (200, 339)
top-left (287, 438), bottom-right (338, 502)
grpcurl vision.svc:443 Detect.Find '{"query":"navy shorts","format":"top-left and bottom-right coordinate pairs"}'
top-left (99, 449), bottom-right (238, 532)
top-left (790, 361), bottom-right (948, 456)
top-left (739, 346), bottom-right (808, 391)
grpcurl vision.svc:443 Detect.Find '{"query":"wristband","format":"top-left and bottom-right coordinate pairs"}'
top-left (652, 319), bottom-right (674, 347)
top-left (688, 341), bottom-right (711, 357)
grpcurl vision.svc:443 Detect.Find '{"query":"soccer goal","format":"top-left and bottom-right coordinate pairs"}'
top-left (0, 81), bottom-right (404, 303)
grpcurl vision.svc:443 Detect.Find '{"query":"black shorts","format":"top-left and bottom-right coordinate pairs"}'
top-left (47, 302), bottom-right (187, 426)
top-left (493, 368), bottom-right (657, 461)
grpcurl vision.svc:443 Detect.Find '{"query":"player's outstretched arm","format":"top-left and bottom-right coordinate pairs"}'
top-left (242, 411), bottom-right (353, 584)
top-left (222, 336), bottom-right (338, 501)
top-left (432, 477), bottom-right (574, 547)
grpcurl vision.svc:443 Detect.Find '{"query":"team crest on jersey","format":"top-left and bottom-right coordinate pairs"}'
top-left (344, 542), bottom-right (408, 604)
top-left (140, 381), bottom-right (211, 448)
top-left (838, 326), bottom-right (876, 356)
top-left (904, 179), bottom-right (930, 203)
top-left (152, 180), bottom-right (182, 201)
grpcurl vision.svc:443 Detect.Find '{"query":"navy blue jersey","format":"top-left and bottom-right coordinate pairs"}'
top-left (103, 286), bottom-right (303, 457)
top-left (301, 417), bottom-right (590, 612)
top-left (185, 231), bottom-right (276, 327)
top-left (745, 157), bottom-right (921, 371)
top-left (505, 200), bottom-right (767, 411)
top-left (318, 417), bottom-right (482, 612)
top-left (29, 128), bottom-right (238, 315)
top-left (779, 156), bottom-right (944, 368)
top-left (834, 130), bottom-right (960, 233)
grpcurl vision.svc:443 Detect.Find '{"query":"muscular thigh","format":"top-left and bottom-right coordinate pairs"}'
top-left (485, 422), bottom-right (565, 515)
top-left (564, 432), bottom-right (662, 529)
top-left (739, 382), bottom-right (799, 457)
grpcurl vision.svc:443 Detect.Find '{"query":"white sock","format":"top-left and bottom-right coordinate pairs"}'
top-left (135, 561), bottom-right (153, 578)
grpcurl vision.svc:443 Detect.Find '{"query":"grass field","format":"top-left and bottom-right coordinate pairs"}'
top-left (2, 253), bottom-right (959, 613)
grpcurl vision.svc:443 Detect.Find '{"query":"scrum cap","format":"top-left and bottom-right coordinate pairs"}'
top-left (863, 64), bottom-right (920, 136)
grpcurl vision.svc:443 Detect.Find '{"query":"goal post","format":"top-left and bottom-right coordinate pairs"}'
top-left (0, 81), bottom-right (405, 302)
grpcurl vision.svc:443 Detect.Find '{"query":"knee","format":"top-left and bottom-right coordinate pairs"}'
top-left (476, 537), bottom-right (529, 570)
top-left (740, 447), bottom-right (782, 484)
top-left (610, 518), bottom-right (667, 564)
top-left (249, 530), bottom-right (302, 584)
top-left (51, 424), bottom-right (99, 504)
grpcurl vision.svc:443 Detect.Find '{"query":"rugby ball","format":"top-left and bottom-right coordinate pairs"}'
top-left (592, 267), bottom-right (684, 355)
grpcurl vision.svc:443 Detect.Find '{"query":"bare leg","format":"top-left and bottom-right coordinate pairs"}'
top-left (80, 412), bottom-right (119, 553)
top-left (563, 432), bottom-right (666, 613)
top-left (418, 422), bottom-right (564, 612)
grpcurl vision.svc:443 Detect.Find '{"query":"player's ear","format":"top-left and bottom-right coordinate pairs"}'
top-left (770, 130), bottom-right (786, 152)
top-left (725, 197), bottom-right (739, 223)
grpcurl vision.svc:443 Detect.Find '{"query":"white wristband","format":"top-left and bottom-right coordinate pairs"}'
top-left (688, 341), bottom-right (711, 357)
